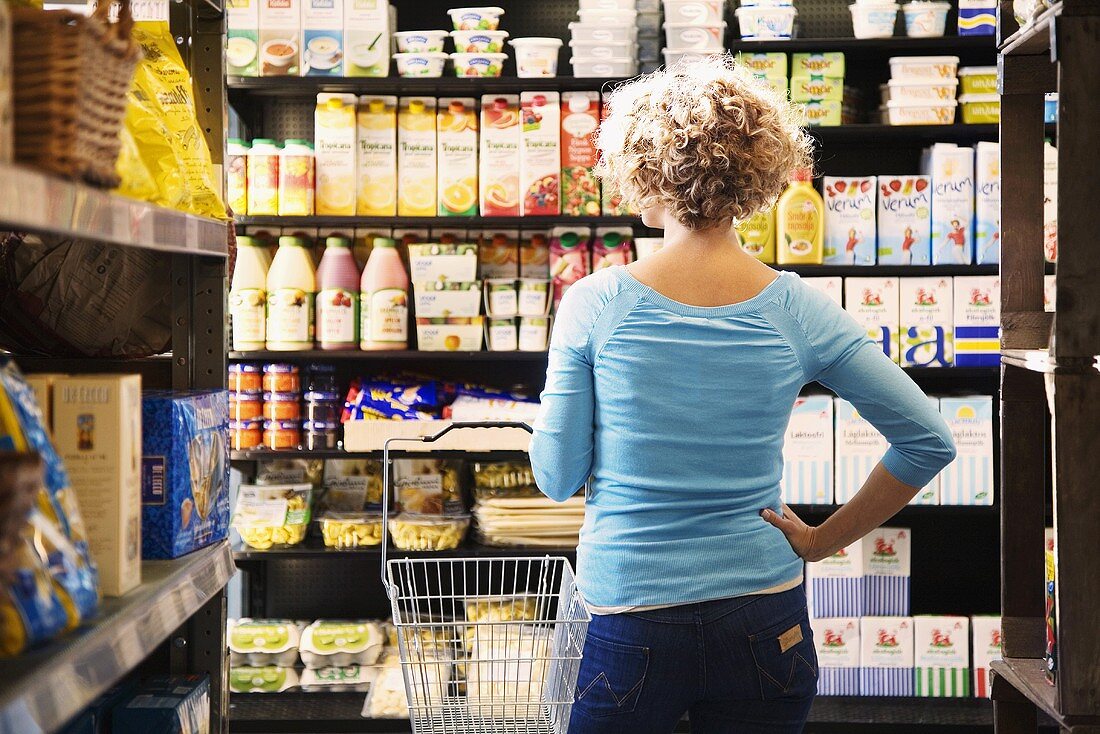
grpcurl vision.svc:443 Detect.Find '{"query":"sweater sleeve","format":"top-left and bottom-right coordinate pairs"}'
top-left (793, 283), bottom-right (957, 488)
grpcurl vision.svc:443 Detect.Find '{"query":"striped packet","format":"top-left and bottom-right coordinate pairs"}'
top-left (971, 615), bottom-right (1002, 698)
top-left (862, 527), bottom-right (911, 616)
top-left (811, 617), bottom-right (860, 695)
top-left (860, 616), bottom-right (914, 696)
top-left (915, 616), bottom-right (971, 697)
top-left (807, 540), bottom-right (864, 618)
top-left (939, 397), bottom-right (995, 505)
top-left (954, 277), bottom-right (1000, 367)
top-left (781, 396), bottom-right (834, 505)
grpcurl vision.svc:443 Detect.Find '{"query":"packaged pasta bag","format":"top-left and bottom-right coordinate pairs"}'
top-left (113, 112), bottom-right (160, 206)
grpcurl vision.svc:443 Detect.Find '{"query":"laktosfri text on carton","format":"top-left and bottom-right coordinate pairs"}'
top-left (812, 617), bottom-right (861, 696)
top-left (781, 395), bottom-right (834, 505)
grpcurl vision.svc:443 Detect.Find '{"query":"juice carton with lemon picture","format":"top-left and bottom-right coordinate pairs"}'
top-left (314, 93), bottom-right (357, 215)
top-left (845, 277), bottom-right (900, 363)
top-left (356, 96), bottom-right (396, 216)
top-left (397, 97), bottom-right (437, 217)
top-left (824, 176), bottom-right (876, 265)
top-left (924, 144), bottom-right (974, 264)
top-left (974, 141), bottom-right (1001, 264)
top-left (258, 0), bottom-right (300, 76)
top-left (479, 95), bottom-right (521, 217)
top-left (521, 92), bottom-right (561, 216)
top-left (561, 91), bottom-right (601, 217)
top-left (901, 277), bottom-right (953, 367)
top-left (227, 0), bottom-right (260, 76)
top-left (343, 0), bottom-right (389, 77)
top-left (302, 0), bottom-right (343, 76)
top-left (437, 98), bottom-right (478, 217)
top-left (954, 275), bottom-right (1000, 367)
top-left (939, 396), bottom-right (994, 505)
top-left (877, 175), bottom-right (932, 265)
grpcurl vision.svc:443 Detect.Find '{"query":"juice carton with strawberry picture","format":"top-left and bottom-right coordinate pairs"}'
top-left (862, 527), bottom-right (911, 615)
top-left (520, 92), bottom-right (561, 216)
top-left (975, 141), bottom-right (1001, 264)
top-left (915, 616), bottom-right (971, 697)
top-left (924, 144), bottom-right (974, 264)
top-left (807, 540), bottom-right (864, 618)
top-left (954, 276), bottom-right (1000, 367)
top-left (479, 229), bottom-right (519, 279)
top-left (397, 97), bottom-right (437, 217)
top-left (901, 277), bottom-right (953, 367)
top-left (781, 395), bottom-right (833, 506)
top-left (811, 618), bottom-right (860, 695)
top-left (437, 98), bottom-right (478, 217)
top-left (844, 277), bottom-right (900, 363)
top-left (824, 176), bottom-right (876, 265)
top-left (561, 91), bottom-right (601, 217)
top-left (549, 226), bottom-right (590, 307)
top-left (356, 96), bottom-right (396, 216)
top-left (971, 615), bottom-right (1002, 698)
top-left (939, 396), bottom-right (994, 505)
top-left (520, 229), bottom-right (550, 278)
top-left (479, 95), bottom-right (521, 217)
top-left (802, 276), bottom-right (842, 305)
top-left (860, 617), bottom-right (915, 696)
top-left (877, 175), bottom-right (932, 265)
top-left (591, 227), bottom-right (633, 271)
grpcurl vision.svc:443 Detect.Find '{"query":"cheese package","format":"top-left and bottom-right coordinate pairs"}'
top-left (860, 616), bottom-right (915, 696)
top-left (915, 616), bottom-right (971, 697)
top-left (971, 615), bottom-right (1002, 698)
top-left (845, 277), bottom-right (900, 363)
top-left (939, 396), bottom-right (994, 505)
top-left (802, 276), bottom-right (842, 305)
top-left (954, 276), bottom-right (1000, 367)
top-left (811, 617), bottom-right (861, 696)
top-left (862, 527), bottom-right (911, 616)
top-left (823, 177), bottom-right (876, 265)
top-left (780, 396), bottom-right (833, 505)
top-left (877, 175), bottom-right (932, 265)
top-left (807, 540), bottom-right (863, 618)
top-left (901, 277), bottom-right (953, 367)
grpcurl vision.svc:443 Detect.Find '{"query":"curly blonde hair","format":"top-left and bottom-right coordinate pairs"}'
top-left (597, 55), bottom-right (814, 231)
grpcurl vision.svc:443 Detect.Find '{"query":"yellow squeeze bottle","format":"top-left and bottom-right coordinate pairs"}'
top-left (736, 206), bottom-right (776, 263)
top-left (777, 169), bottom-right (824, 265)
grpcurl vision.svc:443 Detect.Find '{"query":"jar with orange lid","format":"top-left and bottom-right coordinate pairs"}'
top-left (263, 419), bottom-right (301, 450)
top-left (263, 392), bottom-right (302, 421)
top-left (263, 363), bottom-right (301, 392)
top-left (230, 392), bottom-right (264, 421)
top-left (229, 363), bottom-right (263, 393)
top-left (231, 419), bottom-right (264, 450)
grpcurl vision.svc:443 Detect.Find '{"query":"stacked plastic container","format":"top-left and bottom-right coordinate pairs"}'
top-left (880, 56), bottom-right (960, 126)
top-left (850, 0), bottom-right (951, 39)
top-left (734, 0), bottom-right (796, 40)
top-left (569, 0), bottom-right (643, 78)
top-left (662, 0), bottom-right (725, 66)
top-left (957, 66), bottom-right (1000, 124)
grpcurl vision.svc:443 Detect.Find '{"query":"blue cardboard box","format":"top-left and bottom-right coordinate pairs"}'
top-left (111, 675), bottom-right (210, 733)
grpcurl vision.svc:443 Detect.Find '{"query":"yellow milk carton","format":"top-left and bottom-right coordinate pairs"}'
top-left (258, 0), bottom-right (300, 76)
top-left (901, 277), bottom-right (953, 367)
top-left (343, 0), bottom-right (390, 77)
top-left (437, 98), bottom-right (479, 217)
top-left (520, 92), bottom-right (561, 216)
top-left (479, 95), bottom-right (521, 217)
top-left (398, 97), bottom-right (437, 217)
top-left (845, 277), bottom-right (900, 363)
top-left (356, 95), bottom-right (397, 216)
top-left (314, 93), bottom-right (357, 215)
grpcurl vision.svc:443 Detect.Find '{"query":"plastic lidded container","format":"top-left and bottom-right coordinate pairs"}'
top-left (578, 0), bottom-right (636, 9)
top-left (958, 93), bottom-right (1000, 124)
top-left (734, 6), bottom-right (796, 39)
top-left (393, 30), bottom-right (450, 53)
top-left (958, 65), bottom-right (997, 94)
top-left (509, 38), bottom-right (564, 78)
top-left (883, 78), bottom-right (958, 103)
top-left (849, 3), bottom-right (899, 38)
top-left (229, 363), bottom-right (264, 393)
top-left (304, 396), bottom-right (341, 422)
top-left (305, 363), bottom-right (339, 393)
top-left (263, 363), bottom-right (301, 393)
top-left (576, 7), bottom-right (637, 25)
top-left (663, 0), bottom-right (725, 24)
top-left (298, 620), bottom-right (385, 668)
top-left (263, 391), bottom-right (302, 421)
top-left (450, 29), bottom-right (510, 53)
top-left (446, 6), bottom-right (505, 31)
top-left (278, 139), bottom-right (315, 216)
top-left (318, 511), bottom-right (385, 548)
top-left (231, 392), bottom-right (264, 421)
top-left (388, 513), bottom-right (471, 551)
top-left (228, 619), bottom-right (303, 667)
top-left (571, 57), bottom-right (639, 78)
top-left (450, 52), bottom-right (507, 77)
top-left (902, 1), bottom-right (950, 36)
top-left (393, 52), bottom-right (449, 77)
top-left (230, 419), bottom-right (264, 450)
top-left (888, 55), bottom-right (960, 81)
top-left (233, 484), bottom-right (313, 548)
top-left (567, 22), bottom-right (637, 42)
top-left (663, 22), bottom-right (727, 51)
top-left (303, 420), bottom-right (339, 450)
top-left (568, 39), bottom-right (638, 60)
top-left (263, 419), bottom-right (302, 450)
top-left (883, 98), bottom-right (958, 125)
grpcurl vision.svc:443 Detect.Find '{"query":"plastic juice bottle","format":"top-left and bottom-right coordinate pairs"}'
top-left (736, 207), bottom-right (776, 262)
top-left (278, 139), bottom-right (315, 216)
top-left (266, 236), bottom-right (317, 351)
top-left (229, 236), bottom-right (270, 352)
top-left (226, 138), bottom-right (249, 215)
top-left (437, 98), bottom-right (478, 217)
top-left (777, 169), bottom-right (824, 265)
top-left (360, 237), bottom-right (409, 351)
top-left (316, 237), bottom-right (361, 351)
top-left (397, 97), bottom-right (437, 217)
top-left (356, 96), bottom-right (397, 216)
top-left (247, 138), bottom-right (280, 216)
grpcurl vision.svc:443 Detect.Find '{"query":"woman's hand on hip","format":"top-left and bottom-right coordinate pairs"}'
top-left (761, 504), bottom-right (828, 562)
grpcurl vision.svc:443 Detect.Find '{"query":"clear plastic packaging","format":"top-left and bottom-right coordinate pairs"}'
top-left (472, 461), bottom-right (539, 499)
top-left (299, 619), bottom-right (386, 668)
top-left (321, 459), bottom-right (384, 511)
top-left (299, 664), bottom-right (378, 692)
top-left (388, 513), bottom-right (470, 550)
top-left (233, 484), bottom-right (312, 549)
top-left (229, 665), bottom-right (300, 693)
top-left (228, 618), bottom-right (303, 666)
top-left (317, 511), bottom-right (384, 548)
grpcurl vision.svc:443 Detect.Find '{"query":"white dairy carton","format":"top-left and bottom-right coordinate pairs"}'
top-left (302, 0), bottom-right (343, 76)
top-left (812, 618), bottom-right (861, 696)
top-left (862, 527), bottom-right (910, 616)
top-left (971, 615), bottom-right (1002, 698)
top-left (925, 144), bottom-right (975, 264)
top-left (802, 277), bottom-right (842, 305)
top-left (344, 0), bottom-right (390, 77)
top-left (974, 142), bottom-right (1001, 264)
top-left (911, 397), bottom-right (941, 505)
top-left (954, 276), bottom-right (1000, 367)
top-left (1044, 274), bottom-right (1056, 312)
top-left (259, 0), bottom-right (301, 77)
top-left (781, 396), bottom-right (833, 506)
top-left (877, 175), bottom-right (932, 265)
top-left (861, 616), bottom-right (915, 696)
top-left (915, 616), bottom-right (971, 697)
top-left (901, 277), bottom-right (953, 367)
top-left (844, 277), bottom-right (900, 363)
top-left (834, 398), bottom-right (887, 505)
top-left (823, 176), bottom-right (876, 265)
top-left (807, 540), bottom-right (864, 619)
top-left (227, 0), bottom-right (261, 77)
top-left (939, 396), bottom-right (994, 505)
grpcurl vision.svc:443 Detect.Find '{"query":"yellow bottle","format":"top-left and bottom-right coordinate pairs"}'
top-left (736, 206), bottom-right (776, 263)
top-left (777, 169), bottom-right (824, 265)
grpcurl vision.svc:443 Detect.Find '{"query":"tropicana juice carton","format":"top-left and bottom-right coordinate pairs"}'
top-left (561, 91), bottom-right (601, 217)
top-left (877, 175), bottom-right (932, 265)
top-left (806, 539), bottom-right (864, 618)
top-left (862, 527), bottom-right (911, 616)
top-left (915, 616), bottom-right (971, 697)
top-left (780, 395), bottom-right (833, 506)
top-left (520, 92), bottom-right (561, 216)
top-left (479, 95), bottom-right (521, 217)
top-left (860, 617), bottom-right (915, 696)
top-left (971, 615), bottom-right (1003, 698)
top-left (939, 396), bottom-right (994, 505)
top-left (823, 176), bottom-right (876, 265)
top-left (356, 95), bottom-right (396, 216)
top-left (811, 618), bottom-right (861, 696)
top-left (314, 93), bottom-right (357, 216)
top-left (975, 141), bottom-right (1001, 264)
top-left (397, 97), bottom-right (437, 217)
top-left (954, 275), bottom-right (1000, 367)
top-left (437, 98), bottom-right (478, 217)
top-left (844, 277), bottom-right (900, 363)
top-left (901, 277), bottom-right (953, 367)
top-left (925, 144), bottom-right (975, 264)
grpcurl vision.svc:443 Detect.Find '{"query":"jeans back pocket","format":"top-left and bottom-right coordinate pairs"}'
top-left (574, 633), bottom-right (650, 718)
top-left (748, 608), bottom-right (818, 700)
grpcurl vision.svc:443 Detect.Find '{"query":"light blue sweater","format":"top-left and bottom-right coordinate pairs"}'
top-left (530, 267), bottom-right (956, 609)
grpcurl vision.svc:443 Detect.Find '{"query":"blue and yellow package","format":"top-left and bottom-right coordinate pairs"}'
top-left (141, 391), bottom-right (229, 559)
top-left (110, 675), bottom-right (210, 734)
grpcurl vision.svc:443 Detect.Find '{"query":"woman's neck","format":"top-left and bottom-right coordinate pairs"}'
top-left (659, 216), bottom-right (736, 251)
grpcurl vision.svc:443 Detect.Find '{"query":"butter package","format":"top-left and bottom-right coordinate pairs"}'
top-left (792, 52), bottom-right (845, 79)
top-left (971, 615), bottom-right (1002, 698)
top-left (925, 144), bottom-right (974, 265)
top-left (791, 76), bottom-right (845, 103)
top-left (780, 396), bottom-right (833, 505)
top-left (954, 276), bottom-right (1000, 367)
top-left (862, 527), bottom-right (910, 616)
top-left (877, 175), bottom-right (932, 265)
top-left (915, 616), bottom-right (971, 697)
top-left (110, 675), bottom-right (210, 733)
top-left (141, 391), bottom-right (230, 559)
top-left (860, 617), bottom-right (915, 696)
top-left (823, 177), bottom-right (876, 265)
top-left (845, 277), bottom-right (900, 363)
top-left (901, 277), bottom-right (953, 367)
top-left (735, 52), bottom-right (787, 79)
top-left (802, 276), bottom-right (842, 305)
top-left (53, 375), bottom-right (143, 597)
top-left (811, 618), bottom-right (861, 696)
top-left (807, 540), bottom-right (863, 618)
top-left (799, 100), bottom-right (842, 127)
top-left (974, 142), bottom-right (1001, 264)
top-left (939, 397), bottom-right (994, 505)
top-left (227, 0), bottom-right (260, 76)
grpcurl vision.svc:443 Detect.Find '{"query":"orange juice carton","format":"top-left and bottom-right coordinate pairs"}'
top-left (862, 527), bottom-right (911, 616)
top-left (792, 52), bottom-right (845, 79)
top-left (520, 92), bottom-right (561, 216)
top-left (975, 141), bottom-right (1001, 264)
top-left (923, 144), bottom-right (974, 264)
top-left (414, 281), bottom-right (482, 318)
top-left (437, 98), bottom-right (479, 217)
top-left (591, 227), bottom-right (634, 271)
top-left (227, 0), bottom-right (261, 77)
top-left (314, 93), bottom-right (357, 215)
top-left (845, 277), bottom-right (900, 363)
top-left (479, 95), bottom-right (521, 217)
top-left (1044, 274), bottom-right (1056, 312)
top-left (479, 229), bottom-right (519, 278)
top-left (802, 276), bottom-right (842, 305)
top-left (780, 395), bottom-right (833, 506)
top-left (561, 91), bottom-right (601, 217)
top-left (356, 95), bottom-right (397, 216)
top-left (408, 243), bottom-right (478, 283)
top-left (877, 175), bottom-right (932, 265)
top-left (549, 225), bottom-right (591, 307)
top-left (807, 540), bottom-right (864, 618)
top-left (811, 618), bottom-right (861, 695)
top-left (939, 396), bottom-right (994, 505)
top-left (861, 617), bottom-right (915, 696)
top-left (520, 229), bottom-right (551, 278)
top-left (735, 52), bottom-right (787, 80)
top-left (915, 616), bottom-right (970, 697)
top-left (343, 0), bottom-right (390, 77)
top-left (971, 615), bottom-right (1002, 698)
top-left (824, 177), bottom-right (876, 265)
top-left (397, 97), bottom-right (437, 217)
top-left (258, 0), bottom-right (300, 76)
top-left (302, 0), bottom-right (343, 76)
top-left (901, 277), bottom-right (953, 367)
top-left (247, 139), bottom-right (281, 216)
top-left (53, 375), bottom-right (143, 596)
top-left (954, 275), bottom-right (999, 367)
top-left (416, 317), bottom-right (484, 351)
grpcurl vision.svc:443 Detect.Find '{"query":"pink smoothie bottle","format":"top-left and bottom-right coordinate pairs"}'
top-left (315, 237), bottom-right (361, 351)
top-left (360, 237), bottom-right (409, 351)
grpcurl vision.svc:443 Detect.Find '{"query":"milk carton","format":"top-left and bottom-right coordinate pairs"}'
top-left (862, 527), bottom-right (911, 616)
top-left (520, 92), bottom-right (561, 216)
top-left (227, 0), bottom-right (261, 77)
top-left (911, 396), bottom-right (941, 505)
top-left (314, 93), bottom-right (357, 215)
top-left (479, 95), bottom-right (521, 217)
top-left (974, 142), bottom-right (1001, 264)
top-left (812, 618), bottom-right (861, 696)
top-left (915, 616), bottom-right (971, 697)
top-left (397, 97), bottom-right (437, 217)
top-left (845, 277), bottom-right (900, 363)
top-left (343, 0), bottom-right (389, 77)
top-left (780, 395), bottom-right (833, 506)
top-left (877, 175), bottom-right (932, 265)
top-left (807, 540), bottom-right (864, 618)
top-left (939, 396), bottom-right (994, 505)
top-left (925, 144), bottom-right (975, 264)
top-left (823, 177), bottom-right (876, 265)
top-left (561, 91), bottom-right (601, 217)
top-left (954, 276), bottom-right (1000, 367)
top-left (1044, 274), bottom-right (1057, 312)
top-left (356, 95), bottom-right (397, 216)
top-left (834, 399), bottom-right (887, 504)
top-left (802, 277), bottom-right (842, 305)
top-left (971, 615), bottom-right (1002, 698)
top-left (437, 98), bottom-right (479, 217)
top-left (302, 0), bottom-right (343, 76)
top-left (901, 277), bottom-right (953, 367)
top-left (860, 617), bottom-right (915, 696)
top-left (259, 0), bottom-right (301, 76)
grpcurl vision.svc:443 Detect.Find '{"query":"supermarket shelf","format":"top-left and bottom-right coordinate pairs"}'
top-left (990, 658), bottom-right (1063, 726)
top-left (232, 537), bottom-right (576, 563)
top-left (807, 123), bottom-right (1000, 144)
top-left (229, 349), bottom-right (549, 361)
top-left (729, 35), bottom-right (996, 54)
top-left (237, 214), bottom-right (642, 229)
top-left (231, 447), bottom-right (531, 461)
top-left (227, 75), bottom-right (636, 97)
top-left (0, 163), bottom-right (228, 257)
top-left (0, 542), bottom-right (234, 733)
top-left (1000, 2), bottom-right (1063, 56)
top-left (793, 503), bottom-right (998, 518)
top-left (1001, 349), bottom-right (1100, 375)
top-left (782, 264), bottom-right (1000, 277)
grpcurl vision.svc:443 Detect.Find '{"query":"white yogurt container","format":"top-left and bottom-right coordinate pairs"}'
top-left (849, 3), bottom-right (899, 38)
top-left (577, 8), bottom-right (638, 25)
top-left (882, 78), bottom-right (958, 103)
top-left (578, 0), bottom-right (637, 8)
top-left (884, 98), bottom-right (958, 125)
top-left (393, 52), bottom-right (448, 77)
top-left (446, 6), bottom-right (505, 31)
top-left (889, 55), bottom-right (960, 80)
top-left (902, 1), bottom-right (950, 36)
top-left (571, 57), bottom-right (639, 78)
top-left (567, 22), bottom-right (638, 43)
top-left (664, 22), bottom-right (727, 51)
top-left (450, 29), bottom-right (509, 53)
top-left (509, 37), bottom-right (563, 77)
top-left (569, 40), bottom-right (638, 60)
top-left (663, 0), bottom-right (725, 24)
top-left (450, 52), bottom-right (507, 77)
top-left (393, 30), bottom-right (450, 53)
top-left (734, 6), bottom-right (797, 39)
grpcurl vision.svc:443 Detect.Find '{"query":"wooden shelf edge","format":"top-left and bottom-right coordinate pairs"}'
top-left (992, 658), bottom-right (1062, 724)
top-left (1000, 2), bottom-right (1063, 56)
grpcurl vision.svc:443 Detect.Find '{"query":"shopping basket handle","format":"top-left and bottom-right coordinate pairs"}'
top-left (420, 421), bottom-right (534, 442)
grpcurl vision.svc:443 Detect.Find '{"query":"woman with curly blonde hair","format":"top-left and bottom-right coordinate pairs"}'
top-left (530, 57), bottom-right (956, 734)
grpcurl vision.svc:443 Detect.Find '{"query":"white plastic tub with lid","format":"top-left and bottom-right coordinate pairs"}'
top-left (393, 30), bottom-right (449, 53)
top-left (888, 55), bottom-right (959, 81)
top-left (662, 48), bottom-right (711, 66)
top-left (902, 1), bottom-right (950, 36)
top-left (571, 57), bottom-right (639, 78)
top-left (578, 0), bottom-right (637, 8)
top-left (509, 37), bottom-right (563, 77)
top-left (849, 3), bottom-right (899, 38)
top-left (664, 21), bottom-right (727, 51)
top-left (663, 0), bottom-right (725, 25)
top-left (734, 6), bottom-right (796, 39)
top-left (567, 22), bottom-right (638, 42)
top-left (569, 39), bottom-right (638, 60)
top-left (576, 7), bottom-right (638, 25)
top-left (882, 77), bottom-right (958, 103)
top-left (883, 98), bottom-right (957, 125)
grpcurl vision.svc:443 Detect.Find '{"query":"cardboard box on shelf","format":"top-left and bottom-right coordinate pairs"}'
top-left (877, 175), bottom-right (932, 265)
top-left (315, 93), bottom-right (358, 216)
top-left (479, 95), bottom-right (521, 217)
top-left (845, 277), bottom-right (900, 363)
top-left (437, 98), bottom-right (479, 217)
top-left (343, 0), bottom-right (390, 77)
top-left (807, 540), bottom-right (864, 619)
top-left (811, 617), bottom-right (861, 696)
top-left (915, 616), bottom-right (971, 697)
top-left (258, 0), bottom-right (301, 77)
top-left (939, 396), bottom-right (994, 505)
top-left (971, 615), bottom-right (1002, 698)
top-left (860, 616), bottom-right (915, 696)
top-left (862, 527), bottom-right (911, 616)
top-left (561, 91), bottom-right (601, 217)
top-left (398, 97), bottom-right (438, 217)
top-left (301, 0), bottom-right (343, 76)
top-left (23, 373), bottom-right (65, 438)
top-left (901, 277), bottom-right (954, 368)
top-left (823, 177), bottom-right (876, 265)
top-left (227, 0), bottom-right (260, 77)
top-left (781, 395), bottom-right (833, 506)
top-left (356, 96), bottom-right (397, 217)
top-left (954, 276), bottom-right (1000, 367)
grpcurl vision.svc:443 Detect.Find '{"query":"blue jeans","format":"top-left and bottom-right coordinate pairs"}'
top-left (569, 585), bottom-right (817, 734)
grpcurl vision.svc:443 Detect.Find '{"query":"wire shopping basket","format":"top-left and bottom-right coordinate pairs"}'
top-left (380, 422), bottom-right (591, 734)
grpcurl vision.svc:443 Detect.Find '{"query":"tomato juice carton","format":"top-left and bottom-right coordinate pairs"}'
top-left (343, 0), bottom-right (389, 77)
top-left (479, 229), bottom-right (519, 279)
top-left (227, 0), bottom-right (260, 77)
top-left (520, 92), bottom-right (561, 216)
top-left (953, 276), bottom-right (999, 367)
top-left (520, 229), bottom-right (550, 278)
top-left (807, 539), bottom-right (864, 618)
top-left (975, 141), bottom-right (1001, 264)
top-left (479, 95), bottom-right (521, 217)
top-left (877, 175), bottom-right (932, 265)
top-left (802, 276), bottom-right (842, 305)
top-left (356, 95), bottom-right (397, 216)
top-left (939, 396), bottom-right (994, 505)
top-left (302, 0), bottom-right (343, 76)
top-left (561, 91), bottom-right (601, 217)
top-left (437, 98), bottom-right (478, 217)
top-left (924, 144), bottom-right (974, 264)
top-left (811, 618), bottom-right (861, 696)
top-left (860, 617), bottom-right (915, 696)
top-left (549, 225), bottom-right (591, 308)
top-left (901, 277), bottom-right (953, 367)
top-left (823, 176), bottom-right (876, 265)
top-left (258, 0), bottom-right (300, 76)
top-left (591, 227), bottom-right (633, 271)
top-left (971, 615), bottom-right (1002, 698)
top-left (844, 277), bottom-right (900, 363)
top-left (915, 616), bottom-right (971, 697)
top-left (780, 395), bottom-right (833, 506)
top-left (862, 527), bottom-right (911, 616)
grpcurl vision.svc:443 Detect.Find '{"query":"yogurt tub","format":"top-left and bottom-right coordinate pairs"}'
top-left (734, 6), bottom-right (797, 39)
top-left (902, 1), bottom-right (950, 36)
top-left (958, 65), bottom-right (997, 94)
top-left (849, 3), bottom-right (898, 38)
top-left (884, 98), bottom-right (957, 125)
top-left (451, 52), bottom-right (507, 77)
top-left (569, 39), bottom-right (638, 60)
top-left (958, 93), bottom-right (1000, 123)
top-left (447, 6), bottom-right (504, 31)
top-left (571, 57), bottom-right (639, 78)
top-left (883, 78), bottom-right (958, 103)
top-left (664, 22), bottom-right (727, 51)
top-left (393, 52), bottom-right (448, 77)
top-left (509, 37), bottom-right (563, 77)
top-left (450, 29), bottom-right (509, 53)
top-left (663, 0), bottom-right (725, 24)
top-left (577, 8), bottom-right (637, 25)
top-left (567, 22), bottom-right (638, 42)
top-left (888, 55), bottom-right (959, 81)
top-left (662, 48), bottom-right (710, 66)
top-left (393, 30), bottom-right (449, 53)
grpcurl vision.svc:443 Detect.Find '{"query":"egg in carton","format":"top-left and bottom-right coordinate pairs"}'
top-left (299, 619), bottom-right (386, 669)
top-left (228, 618), bottom-right (304, 667)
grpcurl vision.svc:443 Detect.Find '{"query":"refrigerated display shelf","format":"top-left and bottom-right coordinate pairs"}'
top-left (227, 350), bottom-right (550, 361)
top-left (231, 447), bottom-right (532, 461)
top-left (227, 75), bottom-right (637, 96)
top-left (730, 35), bottom-right (995, 54)
top-left (232, 537), bottom-right (576, 562)
top-left (237, 214), bottom-right (642, 228)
